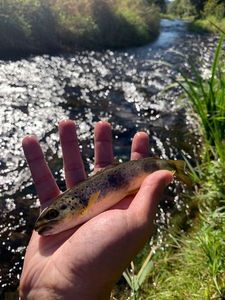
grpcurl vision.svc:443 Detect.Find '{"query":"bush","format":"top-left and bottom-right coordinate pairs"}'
top-left (0, 0), bottom-right (160, 57)
top-left (52, 0), bottom-right (160, 49)
top-left (0, 0), bottom-right (59, 56)
top-left (203, 0), bottom-right (225, 20)
top-left (167, 0), bottom-right (196, 18)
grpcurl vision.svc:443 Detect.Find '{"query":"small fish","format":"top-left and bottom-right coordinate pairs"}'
top-left (35, 158), bottom-right (191, 236)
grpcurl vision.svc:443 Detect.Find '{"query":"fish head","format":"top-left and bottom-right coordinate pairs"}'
top-left (35, 207), bottom-right (62, 236)
top-left (34, 197), bottom-right (84, 236)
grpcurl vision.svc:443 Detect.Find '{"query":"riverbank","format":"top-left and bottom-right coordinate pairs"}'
top-left (188, 16), bottom-right (225, 34)
top-left (161, 14), bottom-right (225, 34)
top-left (118, 37), bottom-right (225, 299)
top-left (165, 0), bottom-right (225, 34)
top-left (0, 0), bottom-right (160, 59)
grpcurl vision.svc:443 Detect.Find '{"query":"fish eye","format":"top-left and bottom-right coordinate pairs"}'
top-left (45, 209), bottom-right (59, 220)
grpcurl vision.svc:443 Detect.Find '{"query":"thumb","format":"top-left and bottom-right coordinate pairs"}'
top-left (128, 170), bottom-right (173, 230)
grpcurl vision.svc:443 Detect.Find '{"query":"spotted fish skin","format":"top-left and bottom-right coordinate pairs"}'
top-left (35, 158), bottom-right (191, 236)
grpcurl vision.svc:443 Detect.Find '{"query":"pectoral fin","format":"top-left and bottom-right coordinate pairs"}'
top-left (88, 191), bottom-right (101, 207)
top-left (79, 191), bottom-right (101, 216)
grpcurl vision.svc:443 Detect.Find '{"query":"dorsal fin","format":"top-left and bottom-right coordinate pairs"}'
top-left (93, 159), bottom-right (121, 176)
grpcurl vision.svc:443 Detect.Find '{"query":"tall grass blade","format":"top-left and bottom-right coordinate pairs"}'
top-left (210, 35), bottom-right (224, 85)
top-left (180, 36), bottom-right (225, 162)
top-left (136, 248), bottom-right (155, 286)
top-left (182, 155), bottom-right (202, 183)
top-left (123, 269), bottom-right (133, 289)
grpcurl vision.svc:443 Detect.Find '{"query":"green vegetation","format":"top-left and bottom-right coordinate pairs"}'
top-left (167, 0), bottom-right (225, 33)
top-left (0, 0), bottom-right (162, 57)
top-left (116, 38), bottom-right (225, 299)
top-left (180, 35), bottom-right (225, 162)
top-left (144, 161), bottom-right (225, 299)
top-left (167, 0), bottom-right (225, 19)
top-left (167, 0), bottom-right (197, 19)
top-left (188, 17), bottom-right (225, 34)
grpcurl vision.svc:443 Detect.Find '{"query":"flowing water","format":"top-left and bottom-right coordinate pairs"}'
top-left (0, 19), bottom-right (217, 298)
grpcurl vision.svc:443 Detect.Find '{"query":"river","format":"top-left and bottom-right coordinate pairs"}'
top-left (0, 19), bottom-right (216, 298)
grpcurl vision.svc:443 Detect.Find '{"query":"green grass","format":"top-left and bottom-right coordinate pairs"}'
top-left (179, 35), bottom-right (225, 162)
top-left (116, 37), bottom-right (225, 300)
top-left (143, 160), bottom-right (225, 299)
top-left (188, 17), bottom-right (225, 34)
top-left (0, 0), bottom-right (160, 57)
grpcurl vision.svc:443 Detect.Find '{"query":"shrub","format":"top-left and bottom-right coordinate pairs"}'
top-left (0, 0), bottom-right (160, 56)
top-left (0, 0), bottom-right (58, 55)
top-left (203, 0), bottom-right (225, 20)
top-left (167, 0), bottom-right (196, 18)
top-left (52, 0), bottom-right (160, 49)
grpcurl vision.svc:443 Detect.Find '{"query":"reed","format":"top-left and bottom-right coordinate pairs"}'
top-left (179, 35), bottom-right (225, 162)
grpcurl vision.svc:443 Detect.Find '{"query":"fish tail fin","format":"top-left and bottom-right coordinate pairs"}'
top-left (169, 160), bottom-right (192, 187)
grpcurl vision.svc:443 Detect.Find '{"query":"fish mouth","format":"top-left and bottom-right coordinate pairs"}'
top-left (34, 220), bottom-right (59, 236)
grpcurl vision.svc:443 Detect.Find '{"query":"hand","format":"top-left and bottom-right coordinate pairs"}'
top-left (19, 120), bottom-right (172, 300)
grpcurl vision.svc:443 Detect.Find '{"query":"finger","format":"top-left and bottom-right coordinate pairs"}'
top-left (131, 132), bottom-right (149, 160)
top-left (94, 121), bottom-right (113, 171)
top-left (59, 120), bottom-right (86, 189)
top-left (22, 136), bottom-right (60, 207)
top-left (129, 170), bottom-right (173, 230)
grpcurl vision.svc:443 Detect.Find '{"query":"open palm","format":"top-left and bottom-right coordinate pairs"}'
top-left (19, 120), bottom-right (172, 300)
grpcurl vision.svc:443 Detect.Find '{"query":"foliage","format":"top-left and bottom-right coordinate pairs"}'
top-left (190, 0), bottom-right (207, 16)
top-left (189, 16), bottom-right (225, 34)
top-left (179, 36), bottom-right (225, 162)
top-left (187, 18), bottom-right (207, 33)
top-left (122, 247), bottom-right (156, 299)
top-left (143, 159), bottom-right (225, 299)
top-left (167, 0), bottom-right (225, 20)
top-left (0, 0), bottom-right (161, 57)
top-left (147, 0), bottom-right (166, 12)
top-left (0, 0), bottom-right (58, 55)
top-left (203, 0), bottom-right (225, 20)
top-left (167, 0), bottom-right (196, 18)
top-left (190, 0), bottom-right (225, 14)
top-left (52, 0), bottom-right (160, 49)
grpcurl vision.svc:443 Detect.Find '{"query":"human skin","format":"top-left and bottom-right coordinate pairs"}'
top-left (19, 120), bottom-right (173, 300)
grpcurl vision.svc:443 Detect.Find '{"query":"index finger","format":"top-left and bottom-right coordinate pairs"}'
top-left (59, 120), bottom-right (86, 188)
top-left (22, 136), bottom-right (60, 208)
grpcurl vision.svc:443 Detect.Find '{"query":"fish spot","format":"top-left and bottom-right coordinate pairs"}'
top-left (107, 171), bottom-right (126, 188)
top-left (60, 204), bottom-right (67, 210)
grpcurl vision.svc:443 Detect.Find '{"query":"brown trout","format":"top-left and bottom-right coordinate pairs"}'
top-left (35, 158), bottom-right (191, 236)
